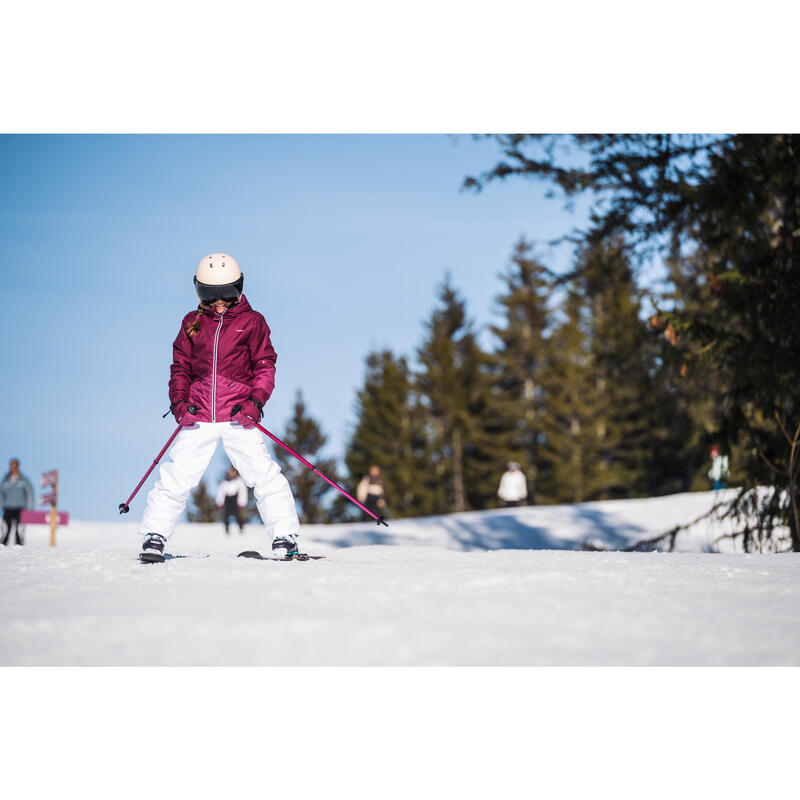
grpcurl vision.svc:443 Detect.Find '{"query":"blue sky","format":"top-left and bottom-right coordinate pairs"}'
top-left (0, 134), bottom-right (590, 520)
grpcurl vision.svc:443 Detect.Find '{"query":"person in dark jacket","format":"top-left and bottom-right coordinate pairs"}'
top-left (1, 458), bottom-right (35, 546)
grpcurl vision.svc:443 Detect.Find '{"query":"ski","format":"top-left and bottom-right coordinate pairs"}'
top-left (138, 553), bottom-right (210, 563)
top-left (138, 551), bottom-right (324, 563)
top-left (237, 550), bottom-right (327, 561)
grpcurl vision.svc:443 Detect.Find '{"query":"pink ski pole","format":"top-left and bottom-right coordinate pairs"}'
top-left (232, 404), bottom-right (389, 527)
top-left (118, 405), bottom-right (197, 514)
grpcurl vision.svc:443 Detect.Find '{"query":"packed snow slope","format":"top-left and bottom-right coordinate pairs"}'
top-left (1, 491), bottom-right (799, 665)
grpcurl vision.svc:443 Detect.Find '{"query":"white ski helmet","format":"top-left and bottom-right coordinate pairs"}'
top-left (194, 253), bottom-right (244, 304)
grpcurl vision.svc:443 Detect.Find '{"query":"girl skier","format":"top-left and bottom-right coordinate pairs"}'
top-left (138, 253), bottom-right (301, 562)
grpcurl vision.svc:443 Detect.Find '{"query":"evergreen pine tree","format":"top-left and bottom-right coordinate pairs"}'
top-left (460, 325), bottom-right (510, 511)
top-left (272, 390), bottom-right (338, 524)
top-left (539, 239), bottom-right (668, 502)
top-left (646, 247), bottom-right (722, 494)
top-left (343, 350), bottom-right (429, 519)
top-left (489, 238), bottom-right (553, 502)
top-left (416, 275), bottom-right (496, 513)
top-left (579, 238), bottom-right (655, 498)
top-left (538, 285), bottom-right (599, 503)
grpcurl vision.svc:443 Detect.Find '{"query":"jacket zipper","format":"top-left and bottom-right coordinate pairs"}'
top-left (211, 313), bottom-right (224, 423)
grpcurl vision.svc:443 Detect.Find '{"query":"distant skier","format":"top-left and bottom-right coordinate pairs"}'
top-left (708, 445), bottom-right (729, 490)
top-left (497, 462), bottom-right (528, 508)
top-left (0, 458), bottom-right (35, 546)
top-left (357, 465), bottom-right (387, 517)
top-left (137, 253), bottom-right (301, 563)
top-left (216, 467), bottom-right (248, 534)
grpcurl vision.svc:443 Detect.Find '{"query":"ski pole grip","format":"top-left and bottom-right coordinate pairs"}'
top-left (231, 404), bottom-right (241, 418)
top-left (188, 404), bottom-right (198, 415)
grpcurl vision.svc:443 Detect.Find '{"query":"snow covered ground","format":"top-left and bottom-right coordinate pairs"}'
top-left (1, 490), bottom-right (799, 665)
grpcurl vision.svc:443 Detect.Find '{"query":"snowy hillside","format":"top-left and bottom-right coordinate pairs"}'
top-left (1, 491), bottom-right (799, 665)
top-left (304, 489), bottom-right (749, 553)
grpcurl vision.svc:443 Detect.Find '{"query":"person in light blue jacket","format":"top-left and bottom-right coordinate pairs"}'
top-left (1, 458), bottom-right (35, 546)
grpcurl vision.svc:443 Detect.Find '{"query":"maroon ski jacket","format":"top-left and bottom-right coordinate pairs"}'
top-left (168, 294), bottom-right (277, 423)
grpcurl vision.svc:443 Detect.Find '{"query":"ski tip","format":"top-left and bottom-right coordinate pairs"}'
top-left (238, 550), bottom-right (265, 559)
top-left (237, 550), bottom-right (327, 561)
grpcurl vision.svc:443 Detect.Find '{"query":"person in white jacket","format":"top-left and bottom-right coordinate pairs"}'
top-left (216, 467), bottom-right (249, 534)
top-left (497, 462), bottom-right (528, 507)
top-left (707, 445), bottom-right (729, 490)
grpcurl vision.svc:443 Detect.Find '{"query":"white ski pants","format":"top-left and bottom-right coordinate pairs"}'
top-left (138, 422), bottom-right (300, 541)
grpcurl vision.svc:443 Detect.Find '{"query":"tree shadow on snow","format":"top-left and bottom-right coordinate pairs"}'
top-left (568, 506), bottom-right (645, 551)
top-left (319, 527), bottom-right (404, 549)
top-left (435, 513), bottom-right (559, 551)
top-left (319, 505), bottom-right (646, 552)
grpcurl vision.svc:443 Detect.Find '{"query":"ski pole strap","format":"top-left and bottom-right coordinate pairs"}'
top-left (163, 402), bottom-right (198, 419)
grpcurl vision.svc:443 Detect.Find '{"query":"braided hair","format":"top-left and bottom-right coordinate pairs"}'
top-left (186, 304), bottom-right (205, 337)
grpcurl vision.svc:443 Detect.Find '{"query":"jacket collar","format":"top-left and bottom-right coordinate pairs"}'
top-left (200, 293), bottom-right (252, 319)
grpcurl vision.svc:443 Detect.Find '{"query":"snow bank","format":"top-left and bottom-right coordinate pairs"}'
top-left (304, 489), bottom-right (747, 553)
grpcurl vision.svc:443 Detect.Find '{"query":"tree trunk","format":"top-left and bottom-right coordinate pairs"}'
top-left (452, 426), bottom-right (466, 513)
top-left (790, 515), bottom-right (800, 552)
top-left (570, 416), bottom-right (583, 503)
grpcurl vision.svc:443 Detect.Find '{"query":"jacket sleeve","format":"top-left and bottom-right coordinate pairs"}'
top-left (24, 478), bottom-right (35, 509)
top-left (248, 314), bottom-right (277, 406)
top-left (169, 319), bottom-right (194, 406)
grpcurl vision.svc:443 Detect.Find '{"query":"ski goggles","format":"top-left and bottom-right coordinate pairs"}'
top-left (194, 274), bottom-right (244, 305)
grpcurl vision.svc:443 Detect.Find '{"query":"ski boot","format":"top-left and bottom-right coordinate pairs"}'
top-left (140, 533), bottom-right (167, 563)
top-left (271, 534), bottom-right (300, 557)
